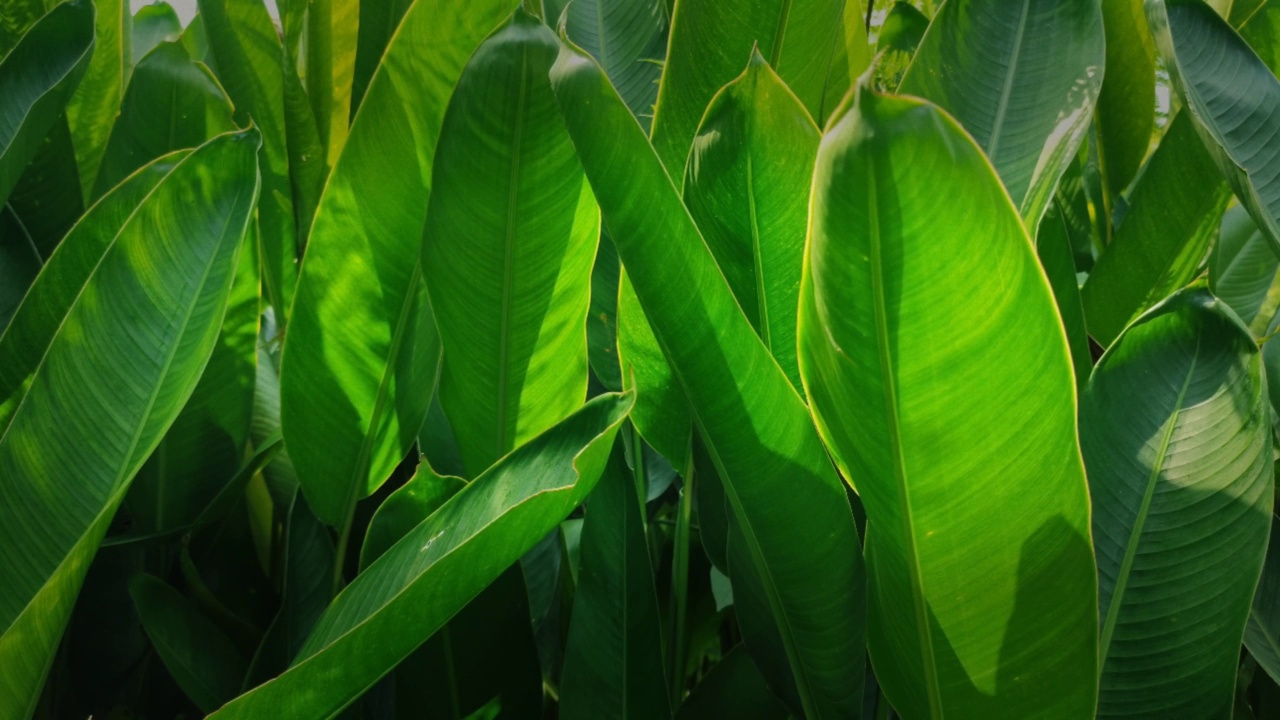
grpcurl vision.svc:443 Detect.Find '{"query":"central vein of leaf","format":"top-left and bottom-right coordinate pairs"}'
top-left (495, 48), bottom-right (530, 461)
top-left (1098, 333), bottom-right (1202, 672)
top-left (985, 0), bottom-right (1031, 169)
top-left (866, 151), bottom-right (943, 717)
top-left (745, 149), bottom-right (771, 350)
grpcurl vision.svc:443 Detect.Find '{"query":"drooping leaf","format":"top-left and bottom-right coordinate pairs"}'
top-left (0, 129), bottom-right (260, 717)
top-left (552, 39), bottom-right (866, 719)
top-left (1097, 0), bottom-right (1156, 205)
top-left (1083, 286), bottom-right (1273, 718)
top-left (305, 0), bottom-right (358, 162)
top-left (423, 11), bottom-right (597, 476)
top-left (65, 0), bottom-right (130, 201)
top-left (93, 41), bottom-right (236, 198)
top-left (130, 574), bottom-right (246, 713)
top-left (207, 392), bottom-right (632, 719)
top-left (280, 0), bottom-right (516, 529)
top-left (1211, 205), bottom-right (1279, 325)
top-left (683, 50), bottom-right (818, 392)
top-left (0, 0), bottom-right (93, 206)
top-left (198, 0), bottom-right (300, 318)
top-left (1246, 513), bottom-right (1280, 685)
top-left (1081, 113), bottom-right (1231, 347)
top-left (560, 442), bottom-right (670, 719)
top-left (1148, 0), bottom-right (1280, 252)
top-left (799, 86), bottom-right (1097, 718)
top-left (131, 1), bottom-right (181, 63)
top-left (900, 0), bottom-right (1105, 230)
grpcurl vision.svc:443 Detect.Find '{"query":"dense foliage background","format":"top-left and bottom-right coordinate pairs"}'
top-left (2, 0), bottom-right (1280, 717)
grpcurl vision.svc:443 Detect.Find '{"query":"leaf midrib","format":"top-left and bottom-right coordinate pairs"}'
top-left (985, 0), bottom-right (1032, 168)
top-left (1097, 333), bottom-right (1202, 669)
top-left (865, 151), bottom-right (944, 718)
top-left (745, 147), bottom-right (770, 350)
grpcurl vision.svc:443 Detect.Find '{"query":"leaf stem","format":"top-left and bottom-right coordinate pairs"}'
top-left (667, 444), bottom-right (694, 704)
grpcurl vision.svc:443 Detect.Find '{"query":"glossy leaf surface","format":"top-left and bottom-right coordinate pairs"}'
top-left (1083, 287), bottom-right (1273, 718)
top-left (1211, 205), bottom-right (1278, 325)
top-left (799, 87), bottom-right (1097, 718)
top-left (208, 393), bottom-right (632, 719)
top-left (1097, 0), bottom-right (1156, 199)
top-left (65, 0), bottom-right (129, 201)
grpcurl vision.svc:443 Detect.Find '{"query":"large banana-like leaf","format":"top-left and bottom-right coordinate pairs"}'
top-left (1083, 286), bottom-right (1273, 718)
top-left (683, 50), bottom-right (818, 393)
top-left (0, 129), bottom-right (260, 718)
top-left (552, 38), bottom-right (866, 720)
top-left (0, 0), bottom-right (44, 52)
top-left (1246, 514), bottom-right (1280, 685)
top-left (351, 0), bottom-right (413, 113)
top-left (198, 0), bottom-right (299, 318)
top-left (207, 392), bottom-right (632, 719)
top-left (65, 0), bottom-right (129, 201)
top-left (799, 86), bottom-right (1097, 718)
top-left (131, 1), bottom-right (179, 62)
top-left (92, 41), bottom-right (236, 198)
top-left (305, 0), bottom-right (357, 161)
top-left (423, 11), bottom-right (597, 476)
top-left (0, 0), bottom-right (93, 205)
top-left (280, 0), bottom-right (515, 529)
top-left (1210, 205), bottom-right (1278, 325)
top-left (818, 0), bottom-right (871, 124)
top-left (1080, 113), bottom-right (1230, 347)
top-left (1148, 0), bottom-right (1280, 251)
top-left (900, 0), bottom-right (1104, 231)
top-left (1096, 0), bottom-right (1156, 200)
top-left (560, 442), bottom-right (670, 719)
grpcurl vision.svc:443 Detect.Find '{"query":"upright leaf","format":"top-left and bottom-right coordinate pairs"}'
top-left (560, 443), bottom-right (670, 720)
top-left (818, 0), bottom-right (872, 124)
top-left (1097, 0), bottom-right (1156, 200)
top-left (0, 0), bottom-right (93, 205)
top-left (65, 0), bottom-right (129, 202)
top-left (198, 0), bottom-right (300, 318)
top-left (0, 129), bottom-right (260, 718)
top-left (131, 1), bottom-right (180, 63)
top-left (305, 0), bottom-right (358, 161)
top-left (683, 50), bottom-right (818, 392)
top-left (208, 393), bottom-right (632, 719)
top-left (1148, 0), bottom-right (1280, 251)
top-left (280, 0), bottom-right (515, 529)
top-left (351, 0), bottom-right (414, 114)
top-left (900, 0), bottom-right (1105, 230)
top-left (1083, 287), bottom-right (1273, 718)
top-left (1081, 113), bottom-right (1231, 347)
top-left (799, 87), bottom-right (1097, 718)
top-left (552, 39), bottom-right (866, 720)
top-left (423, 11), bottom-right (597, 476)
top-left (93, 41), bottom-right (236, 198)
top-left (1211, 205), bottom-right (1278, 325)
top-left (559, 0), bottom-right (667, 131)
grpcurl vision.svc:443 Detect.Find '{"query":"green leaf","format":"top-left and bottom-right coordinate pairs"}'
top-left (559, 0), bottom-right (668, 132)
top-left (799, 86), bottom-right (1097, 718)
top-left (683, 50), bottom-right (817, 393)
top-left (552, 39), bottom-right (866, 720)
top-left (1211, 205), bottom-right (1279, 325)
top-left (818, 0), bottom-right (871, 125)
top-left (93, 41), bottom-right (236, 198)
top-left (280, 0), bottom-right (516, 529)
top-left (198, 0), bottom-right (300, 319)
top-left (560, 442), bottom-right (671, 719)
top-left (305, 0), bottom-right (358, 162)
top-left (65, 0), bottom-right (129, 202)
top-left (6, 118), bottom-right (84, 258)
top-left (423, 11), bottom-right (597, 476)
top-left (0, 129), bottom-right (260, 718)
top-left (900, 0), bottom-right (1105, 230)
top-left (131, 1), bottom-right (180, 63)
top-left (0, 0), bottom-right (93, 206)
top-left (1082, 286), bottom-right (1273, 717)
top-left (587, 234), bottom-right (623, 390)
top-left (129, 574), bottom-right (246, 713)
top-left (876, 1), bottom-right (929, 55)
top-left (0, 0), bottom-right (45, 54)
top-left (1080, 113), bottom-right (1231, 347)
top-left (1096, 0), bottom-right (1156, 200)
top-left (359, 461), bottom-right (466, 569)
top-left (1245, 513), bottom-right (1280, 686)
top-left (675, 645), bottom-right (789, 720)
top-left (207, 392), bottom-right (632, 719)
top-left (1148, 0), bottom-right (1280, 252)
top-left (1036, 200), bottom-right (1093, 390)
top-left (351, 0), bottom-right (413, 114)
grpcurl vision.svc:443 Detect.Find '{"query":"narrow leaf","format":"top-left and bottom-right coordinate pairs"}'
top-left (1096, 0), bottom-right (1156, 200)
top-left (65, 0), bottom-right (130, 201)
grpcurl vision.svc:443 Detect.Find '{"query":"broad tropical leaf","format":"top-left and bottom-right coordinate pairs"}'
top-left (1211, 205), bottom-right (1278, 325)
top-left (818, 0), bottom-right (871, 123)
top-left (207, 392), bottom-right (632, 719)
top-left (1036, 202), bottom-right (1093, 388)
top-left (683, 50), bottom-right (818, 392)
top-left (1081, 114), bottom-right (1231, 347)
top-left (351, 0), bottom-right (413, 113)
top-left (423, 11), bottom-right (597, 476)
top-left (0, 0), bottom-right (93, 205)
top-left (1148, 0), bottom-right (1280, 251)
top-left (305, 0), bottom-right (358, 161)
top-left (1245, 513), bottom-right (1280, 685)
top-left (557, 0), bottom-right (668, 131)
top-left (560, 442), bottom-right (670, 719)
top-left (552, 38), bottom-right (867, 719)
top-left (131, 1), bottom-right (180, 62)
top-left (93, 41), bottom-right (236, 198)
top-left (675, 645), bottom-right (788, 720)
top-left (1083, 286), bottom-right (1273, 718)
top-left (1096, 0), bottom-right (1156, 200)
top-left (65, 0), bottom-right (129, 201)
top-left (280, 0), bottom-right (516, 529)
top-left (900, 0), bottom-right (1105, 230)
top-left (799, 86), bottom-right (1097, 718)
top-left (0, 129), bottom-right (260, 717)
